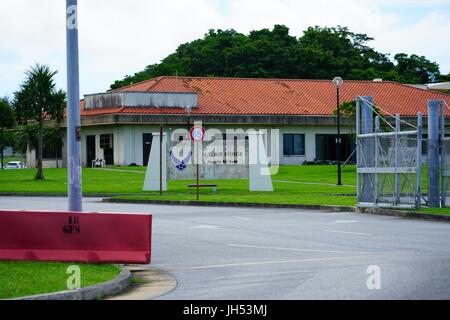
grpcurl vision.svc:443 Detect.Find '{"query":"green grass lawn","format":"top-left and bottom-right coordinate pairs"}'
top-left (0, 261), bottom-right (120, 299)
top-left (413, 208), bottom-right (450, 215)
top-left (0, 165), bottom-right (358, 206)
top-left (2, 164), bottom-right (450, 212)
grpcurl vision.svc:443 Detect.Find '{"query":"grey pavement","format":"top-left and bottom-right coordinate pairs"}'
top-left (1, 196), bottom-right (450, 300)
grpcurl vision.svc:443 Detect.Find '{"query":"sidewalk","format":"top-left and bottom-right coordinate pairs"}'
top-left (107, 266), bottom-right (177, 300)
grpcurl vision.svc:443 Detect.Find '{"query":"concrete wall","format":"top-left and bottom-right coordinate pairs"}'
top-left (26, 148), bottom-right (64, 169)
top-left (2, 147), bottom-right (13, 157)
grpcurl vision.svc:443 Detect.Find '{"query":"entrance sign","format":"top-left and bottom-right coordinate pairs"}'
top-left (0, 210), bottom-right (152, 264)
top-left (143, 124), bottom-right (276, 193)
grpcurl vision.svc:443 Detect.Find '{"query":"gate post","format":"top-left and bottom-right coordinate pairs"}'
top-left (356, 97), bottom-right (361, 202)
top-left (395, 114), bottom-right (401, 204)
top-left (428, 100), bottom-right (440, 208)
top-left (375, 116), bottom-right (380, 203)
top-left (416, 112), bottom-right (423, 209)
top-left (361, 96), bottom-right (375, 203)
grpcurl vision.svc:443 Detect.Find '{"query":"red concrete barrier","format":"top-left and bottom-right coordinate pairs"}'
top-left (0, 210), bottom-right (152, 264)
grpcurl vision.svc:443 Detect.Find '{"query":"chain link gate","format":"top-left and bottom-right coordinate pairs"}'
top-left (356, 96), bottom-right (423, 209)
top-left (441, 100), bottom-right (450, 207)
top-left (441, 137), bottom-right (450, 206)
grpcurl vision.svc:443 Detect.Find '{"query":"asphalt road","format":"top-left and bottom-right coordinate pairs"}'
top-left (1, 196), bottom-right (450, 300)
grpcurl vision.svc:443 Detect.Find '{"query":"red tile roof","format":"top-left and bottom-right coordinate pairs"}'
top-left (80, 76), bottom-right (450, 117)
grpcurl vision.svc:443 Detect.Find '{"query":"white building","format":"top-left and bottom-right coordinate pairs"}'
top-left (29, 76), bottom-right (450, 168)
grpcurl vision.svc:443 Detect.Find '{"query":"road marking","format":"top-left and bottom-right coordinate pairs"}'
top-left (234, 217), bottom-right (250, 221)
top-left (324, 212), bottom-right (352, 216)
top-left (273, 179), bottom-right (355, 187)
top-left (323, 229), bottom-right (372, 236)
top-left (139, 251), bottom-right (408, 270)
top-left (333, 220), bottom-right (360, 224)
top-left (183, 255), bottom-right (376, 270)
top-left (227, 244), bottom-right (371, 254)
top-left (190, 225), bottom-right (221, 229)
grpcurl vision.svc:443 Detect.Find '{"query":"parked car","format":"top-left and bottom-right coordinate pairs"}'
top-left (5, 161), bottom-right (27, 169)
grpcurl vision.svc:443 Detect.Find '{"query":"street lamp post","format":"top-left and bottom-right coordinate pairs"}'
top-left (333, 77), bottom-right (344, 186)
top-left (185, 106), bottom-right (192, 132)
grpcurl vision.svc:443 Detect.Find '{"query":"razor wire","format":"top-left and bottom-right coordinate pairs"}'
top-left (359, 96), bottom-right (418, 131)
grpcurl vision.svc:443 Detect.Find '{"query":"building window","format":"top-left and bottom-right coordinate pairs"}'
top-left (283, 134), bottom-right (305, 156)
top-left (42, 146), bottom-right (62, 160)
top-left (100, 134), bottom-right (113, 149)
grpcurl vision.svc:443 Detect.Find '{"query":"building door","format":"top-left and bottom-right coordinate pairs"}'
top-left (315, 134), bottom-right (354, 162)
top-left (100, 134), bottom-right (114, 166)
top-left (86, 135), bottom-right (96, 167)
top-left (142, 133), bottom-right (153, 166)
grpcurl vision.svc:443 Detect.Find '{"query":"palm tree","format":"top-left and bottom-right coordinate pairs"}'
top-left (14, 124), bottom-right (38, 157)
top-left (44, 126), bottom-right (63, 168)
top-left (13, 64), bottom-right (66, 180)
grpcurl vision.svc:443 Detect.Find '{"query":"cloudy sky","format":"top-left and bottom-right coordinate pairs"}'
top-left (1, 0), bottom-right (450, 97)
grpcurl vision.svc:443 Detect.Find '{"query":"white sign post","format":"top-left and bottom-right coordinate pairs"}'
top-left (143, 132), bottom-right (167, 191)
top-left (248, 131), bottom-right (274, 192)
top-left (190, 126), bottom-right (205, 200)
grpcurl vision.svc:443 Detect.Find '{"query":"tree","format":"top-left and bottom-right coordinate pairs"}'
top-left (13, 64), bottom-right (66, 180)
top-left (109, 25), bottom-right (446, 89)
top-left (333, 100), bottom-right (385, 131)
top-left (296, 26), bottom-right (392, 80)
top-left (14, 124), bottom-right (38, 155)
top-left (438, 73), bottom-right (450, 82)
top-left (393, 53), bottom-right (440, 84)
top-left (44, 126), bottom-right (63, 168)
top-left (0, 97), bottom-right (15, 169)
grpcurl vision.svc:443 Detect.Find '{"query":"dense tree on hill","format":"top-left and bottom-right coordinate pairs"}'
top-left (393, 53), bottom-right (440, 84)
top-left (110, 25), bottom-right (446, 90)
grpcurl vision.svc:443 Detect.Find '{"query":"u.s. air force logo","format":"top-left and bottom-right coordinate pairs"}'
top-left (170, 150), bottom-right (192, 171)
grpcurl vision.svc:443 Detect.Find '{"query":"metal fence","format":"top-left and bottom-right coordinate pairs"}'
top-left (441, 100), bottom-right (450, 207)
top-left (356, 96), bottom-right (423, 209)
top-left (441, 137), bottom-right (450, 206)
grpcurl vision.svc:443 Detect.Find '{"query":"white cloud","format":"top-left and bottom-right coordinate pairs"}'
top-left (1, 0), bottom-right (449, 97)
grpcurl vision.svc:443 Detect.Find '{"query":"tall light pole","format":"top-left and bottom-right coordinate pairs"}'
top-left (185, 106), bottom-right (192, 131)
top-left (333, 77), bottom-right (343, 186)
top-left (66, 0), bottom-right (83, 211)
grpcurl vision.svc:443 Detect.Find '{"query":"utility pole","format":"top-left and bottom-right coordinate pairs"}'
top-left (66, 0), bottom-right (83, 212)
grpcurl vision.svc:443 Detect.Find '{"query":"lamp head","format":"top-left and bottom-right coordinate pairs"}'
top-left (332, 77), bottom-right (344, 88)
top-left (185, 106), bottom-right (192, 115)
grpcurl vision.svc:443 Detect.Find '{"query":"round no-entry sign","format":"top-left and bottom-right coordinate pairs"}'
top-left (190, 126), bottom-right (205, 142)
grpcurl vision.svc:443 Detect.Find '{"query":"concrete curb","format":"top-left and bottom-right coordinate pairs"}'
top-left (102, 198), bottom-right (355, 212)
top-left (103, 198), bottom-right (450, 222)
top-left (14, 266), bottom-right (132, 301)
top-left (356, 207), bottom-right (450, 222)
top-left (0, 193), bottom-right (142, 198)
